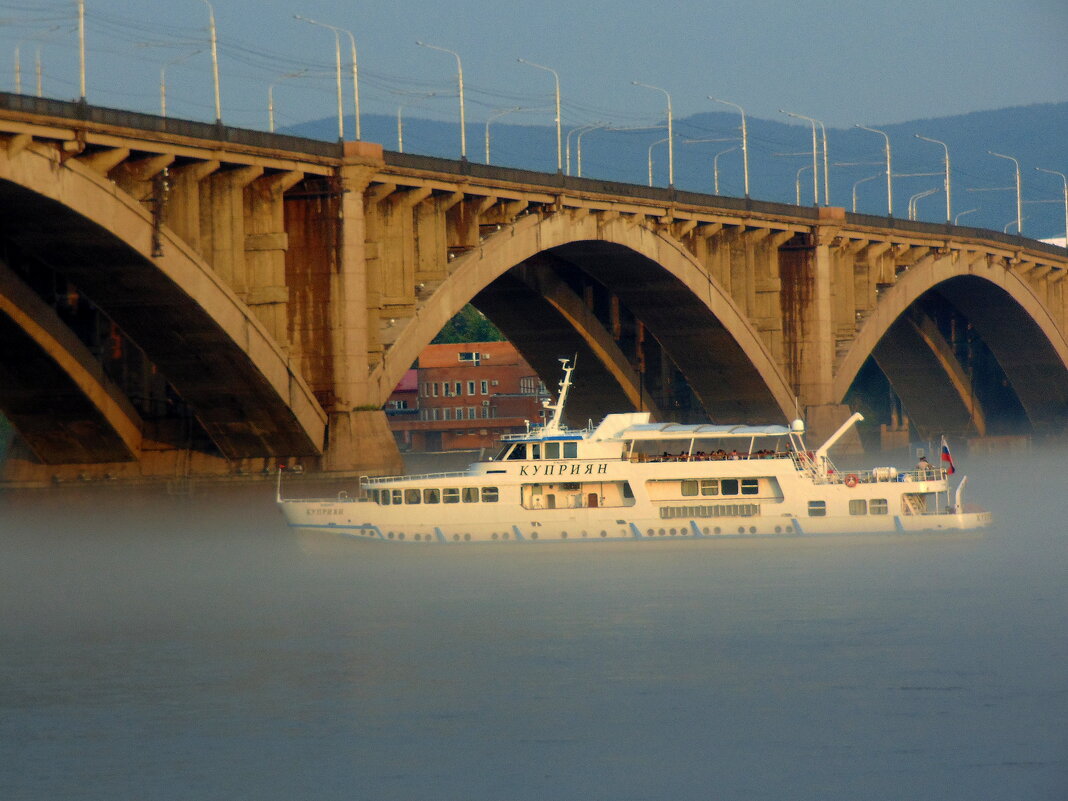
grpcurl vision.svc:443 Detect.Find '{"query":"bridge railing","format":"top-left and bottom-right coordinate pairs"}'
top-left (0, 91), bottom-right (343, 159)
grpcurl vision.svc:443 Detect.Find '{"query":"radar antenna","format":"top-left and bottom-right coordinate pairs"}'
top-left (541, 356), bottom-right (576, 435)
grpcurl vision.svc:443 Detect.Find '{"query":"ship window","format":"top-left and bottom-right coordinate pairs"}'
top-left (681, 480), bottom-right (699, 497)
top-left (462, 487), bottom-right (479, 503)
top-left (870, 498), bottom-right (888, 515)
top-left (506, 444), bottom-right (525, 460)
top-left (443, 488), bottom-right (460, 504)
top-left (482, 487), bottom-right (499, 503)
top-left (391, 490), bottom-right (402, 504)
top-left (849, 499), bottom-right (867, 516)
top-left (424, 488), bottom-right (440, 504)
top-left (544, 442), bottom-right (560, 459)
top-left (404, 489), bottom-right (421, 504)
top-left (721, 479), bottom-right (739, 496)
top-left (741, 478), bottom-right (759, 495)
top-left (807, 500), bottom-right (826, 517)
top-left (377, 490), bottom-right (388, 505)
top-left (622, 482), bottom-right (634, 499)
top-left (700, 479), bottom-right (719, 496)
top-left (563, 442), bottom-right (577, 458)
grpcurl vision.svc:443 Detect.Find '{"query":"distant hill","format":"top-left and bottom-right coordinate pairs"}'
top-left (285, 102), bottom-right (1068, 241)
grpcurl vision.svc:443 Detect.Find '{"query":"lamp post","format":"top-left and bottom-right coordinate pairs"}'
top-left (417, 41), bottom-right (466, 159)
top-left (708, 96), bottom-right (749, 197)
top-left (200, 0), bottom-right (221, 123)
top-left (1035, 167), bottom-right (1068, 244)
top-left (851, 173), bottom-right (882, 213)
top-left (713, 146), bottom-right (737, 194)
top-left (647, 136), bottom-right (671, 187)
top-left (268, 69), bottom-right (307, 133)
top-left (915, 134), bottom-right (951, 222)
top-left (633, 81), bottom-right (673, 186)
top-left (908, 188), bottom-right (939, 221)
top-left (796, 165), bottom-right (812, 206)
top-left (485, 106), bottom-right (521, 165)
top-left (77, 0), bottom-right (85, 101)
top-left (296, 16), bottom-right (344, 140)
top-left (781, 110), bottom-right (819, 205)
top-left (855, 125), bottom-right (893, 215)
top-left (988, 151), bottom-right (1022, 234)
top-left (160, 50), bottom-right (200, 118)
top-left (517, 58), bottom-right (561, 172)
top-left (818, 120), bottom-right (830, 205)
top-left (295, 16), bottom-right (359, 140)
top-left (576, 123), bottom-right (605, 178)
top-left (954, 208), bottom-right (978, 225)
top-left (13, 46), bottom-right (20, 94)
top-left (396, 92), bottom-right (435, 153)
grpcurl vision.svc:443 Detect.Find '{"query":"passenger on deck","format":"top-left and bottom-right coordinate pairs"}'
top-left (916, 455), bottom-right (934, 474)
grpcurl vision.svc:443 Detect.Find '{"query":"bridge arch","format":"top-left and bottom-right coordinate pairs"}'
top-left (0, 141), bottom-right (325, 460)
top-left (835, 255), bottom-right (1068, 433)
top-left (372, 211), bottom-right (797, 424)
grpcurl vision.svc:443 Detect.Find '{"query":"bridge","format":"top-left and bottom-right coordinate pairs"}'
top-left (0, 93), bottom-right (1065, 485)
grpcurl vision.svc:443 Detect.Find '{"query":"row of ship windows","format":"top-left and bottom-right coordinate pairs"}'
top-left (809, 499), bottom-right (889, 516)
top-left (504, 441), bottom-right (579, 460)
top-left (373, 487), bottom-right (499, 505)
top-left (680, 478), bottom-right (759, 496)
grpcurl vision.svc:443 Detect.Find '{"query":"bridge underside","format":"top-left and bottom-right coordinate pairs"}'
top-left (0, 177), bottom-right (320, 468)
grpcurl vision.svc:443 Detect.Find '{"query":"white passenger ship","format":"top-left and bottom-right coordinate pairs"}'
top-left (278, 360), bottom-right (991, 543)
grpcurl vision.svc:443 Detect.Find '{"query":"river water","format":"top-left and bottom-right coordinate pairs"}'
top-left (1, 450), bottom-right (1065, 800)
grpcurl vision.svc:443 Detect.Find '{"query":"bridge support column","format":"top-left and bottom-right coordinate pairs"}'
top-left (321, 143), bottom-right (402, 475)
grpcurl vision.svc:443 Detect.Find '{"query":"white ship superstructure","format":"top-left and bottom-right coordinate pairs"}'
top-left (278, 360), bottom-right (991, 543)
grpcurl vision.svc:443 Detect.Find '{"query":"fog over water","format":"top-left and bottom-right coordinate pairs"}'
top-left (1, 450), bottom-right (1065, 800)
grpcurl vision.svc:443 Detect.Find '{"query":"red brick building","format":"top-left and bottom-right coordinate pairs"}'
top-left (386, 341), bottom-right (548, 452)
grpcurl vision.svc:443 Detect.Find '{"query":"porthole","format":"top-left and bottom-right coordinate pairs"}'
top-left (387, 532), bottom-right (394, 539)
top-left (738, 526), bottom-right (745, 534)
top-left (681, 529), bottom-right (687, 536)
top-left (531, 532), bottom-right (538, 540)
top-left (600, 530), bottom-right (607, 538)
top-left (703, 527), bottom-right (711, 535)
top-left (774, 526), bottom-right (782, 534)
top-left (453, 534), bottom-right (460, 541)
top-left (669, 528), bottom-right (676, 536)
top-left (561, 532), bottom-right (568, 539)
top-left (398, 533), bottom-right (405, 540)
top-left (659, 528), bottom-right (666, 536)
top-left (785, 525), bottom-right (793, 533)
top-left (582, 531), bottom-right (588, 538)
top-left (492, 533), bottom-right (498, 540)
top-left (647, 528), bottom-right (655, 537)
top-left (714, 526), bottom-right (721, 534)
top-left (414, 533), bottom-right (421, 541)
top-left (749, 526), bottom-right (756, 534)
top-left (464, 533), bottom-right (471, 541)
top-left (503, 532), bottom-right (510, 540)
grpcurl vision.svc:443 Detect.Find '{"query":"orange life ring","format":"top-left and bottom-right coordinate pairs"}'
top-left (844, 473), bottom-right (859, 488)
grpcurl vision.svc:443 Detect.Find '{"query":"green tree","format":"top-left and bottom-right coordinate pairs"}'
top-left (432, 304), bottom-right (505, 344)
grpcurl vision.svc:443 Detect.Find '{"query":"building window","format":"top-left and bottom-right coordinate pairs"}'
top-left (468, 406), bottom-right (476, 419)
top-left (432, 382), bottom-right (439, 397)
top-left (455, 407), bottom-right (464, 420)
top-left (458, 351), bottom-right (481, 366)
top-left (808, 500), bottom-right (826, 517)
top-left (443, 408), bottom-right (451, 421)
top-left (519, 376), bottom-right (542, 395)
top-left (481, 406), bottom-right (490, 419)
top-left (480, 380), bottom-right (488, 395)
top-left (849, 499), bottom-right (868, 516)
top-left (467, 381), bottom-right (476, 396)
top-left (453, 381), bottom-right (462, 396)
top-left (870, 498), bottom-right (889, 515)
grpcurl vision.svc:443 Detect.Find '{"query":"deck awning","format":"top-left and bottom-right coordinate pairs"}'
top-left (621, 422), bottom-right (794, 441)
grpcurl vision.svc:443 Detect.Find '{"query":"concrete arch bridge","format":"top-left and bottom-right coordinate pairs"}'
top-left (0, 95), bottom-right (1065, 484)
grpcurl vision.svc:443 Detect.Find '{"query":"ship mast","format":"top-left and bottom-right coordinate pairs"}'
top-left (540, 357), bottom-right (575, 435)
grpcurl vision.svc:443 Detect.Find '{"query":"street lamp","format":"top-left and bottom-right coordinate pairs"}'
top-left (851, 173), bottom-right (882, 213)
top-left (988, 151), bottom-right (1022, 235)
top-left (485, 106), bottom-right (521, 165)
top-left (647, 136), bottom-right (671, 187)
top-left (633, 81), bottom-right (673, 186)
top-left (296, 16), bottom-right (360, 140)
top-left (268, 69), bottom-right (307, 133)
top-left (160, 50), bottom-right (201, 118)
top-left (576, 123), bottom-right (605, 178)
top-left (200, 0), bottom-right (221, 123)
top-left (908, 188), bottom-right (939, 221)
top-left (708, 96), bottom-right (749, 197)
top-left (713, 146), bottom-right (737, 194)
top-left (915, 134), bottom-right (951, 222)
top-left (855, 125), bottom-right (893, 215)
top-left (781, 110), bottom-right (820, 205)
top-left (517, 58), bottom-right (561, 172)
top-left (396, 92), bottom-right (436, 153)
top-left (795, 165), bottom-right (812, 206)
top-left (417, 41), bottom-right (466, 160)
top-left (77, 0), bottom-right (85, 101)
top-left (1035, 167), bottom-right (1068, 245)
top-left (954, 208), bottom-right (978, 226)
top-left (297, 16), bottom-right (343, 140)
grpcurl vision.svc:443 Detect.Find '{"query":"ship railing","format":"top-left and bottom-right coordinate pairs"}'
top-left (361, 470), bottom-right (472, 486)
top-left (805, 466), bottom-right (948, 485)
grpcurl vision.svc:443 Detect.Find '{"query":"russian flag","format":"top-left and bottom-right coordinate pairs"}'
top-left (940, 436), bottom-right (956, 475)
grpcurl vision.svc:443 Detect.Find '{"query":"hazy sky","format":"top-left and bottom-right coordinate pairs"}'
top-left (1, 0), bottom-right (1065, 131)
